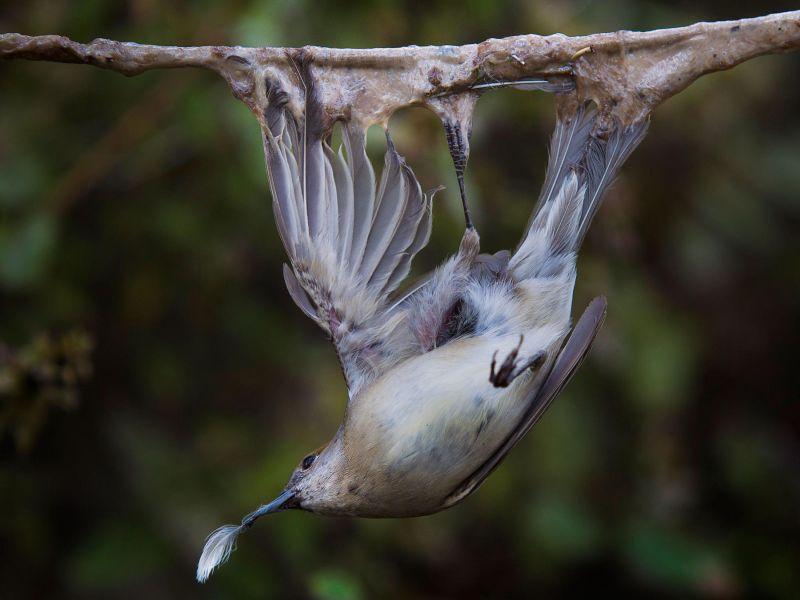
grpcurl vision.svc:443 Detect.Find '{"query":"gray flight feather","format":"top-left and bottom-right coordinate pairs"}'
top-left (577, 117), bottom-right (649, 247)
top-left (342, 122), bottom-right (376, 269)
top-left (328, 144), bottom-right (355, 264)
top-left (533, 106), bottom-right (595, 223)
top-left (283, 263), bottom-right (317, 321)
top-left (358, 133), bottom-right (408, 282)
top-left (369, 135), bottom-right (430, 292)
top-left (509, 108), bottom-right (593, 280)
top-left (381, 189), bottom-right (433, 295)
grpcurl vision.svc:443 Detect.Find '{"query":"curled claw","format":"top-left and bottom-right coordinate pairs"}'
top-left (489, 335), bottom-right (546, 388)
top-left (489, 335), bottom-right (524, 387)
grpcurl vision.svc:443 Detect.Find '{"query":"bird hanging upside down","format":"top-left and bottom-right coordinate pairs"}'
top-left (197, 65), bottom-right (648, 582)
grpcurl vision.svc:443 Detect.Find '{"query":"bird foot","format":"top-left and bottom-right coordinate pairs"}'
top-left (489, 335), bottom-right (545, 388)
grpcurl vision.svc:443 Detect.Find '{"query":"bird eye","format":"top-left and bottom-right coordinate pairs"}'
top-left (301, 454), bottom-right (316, 470)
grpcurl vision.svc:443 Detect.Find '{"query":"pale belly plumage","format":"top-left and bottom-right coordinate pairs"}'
top-left (340, 332), bottom-right (559, 516)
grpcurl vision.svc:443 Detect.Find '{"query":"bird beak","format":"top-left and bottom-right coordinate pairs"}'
top-left (242, 489), bottom-right (297, 528)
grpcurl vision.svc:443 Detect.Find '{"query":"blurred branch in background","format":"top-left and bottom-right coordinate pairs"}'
top-left (48, 75), bottom-right (194, 215)
top-left (0, 330), bottom-right (92, 453)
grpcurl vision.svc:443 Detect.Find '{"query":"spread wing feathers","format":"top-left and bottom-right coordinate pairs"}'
top-left (576, 117), bottom-right (649, 248)
top-left (262, 77), bottom-right (433, 392)
top-left (509, 107), bottom-right (594, 280)
top-left (533, 105), bottom-right (595, 225)
top-left (510, 108), bottom-right (648, 280)
top-left (443, 296), bottom-right (607, 507)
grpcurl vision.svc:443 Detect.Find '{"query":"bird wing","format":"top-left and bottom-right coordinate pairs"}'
top-left (442, 295), bottom-right (608, 507)
top-left (263, 73), bottom-right (433, 395)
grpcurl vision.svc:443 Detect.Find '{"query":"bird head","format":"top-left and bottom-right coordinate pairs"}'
top-left (196, 433), bottom-right (346, 582)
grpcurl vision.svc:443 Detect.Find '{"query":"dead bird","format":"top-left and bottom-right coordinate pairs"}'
top-left (196, 74), bottom-right (648, 582)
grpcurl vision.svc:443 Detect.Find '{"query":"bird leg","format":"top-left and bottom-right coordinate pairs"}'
top-left (428, 91), bottom-right (480, 233)
top-left (489, 335), bottom-right (545, 388)
top-left (443, 117), bottom-right (473, 230)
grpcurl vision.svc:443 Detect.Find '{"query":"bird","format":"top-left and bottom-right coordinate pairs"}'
top-left (196, 64), bottom-right (649, 582)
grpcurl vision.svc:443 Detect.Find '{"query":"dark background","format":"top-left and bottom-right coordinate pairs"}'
top-left (2, 1), bottom-right (799, 598)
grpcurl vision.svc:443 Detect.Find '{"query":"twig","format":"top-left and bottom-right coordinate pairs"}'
top-left (2, 11), bottom-right (800, 129)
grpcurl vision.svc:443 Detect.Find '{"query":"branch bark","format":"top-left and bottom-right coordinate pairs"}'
top-left (2, 11), bottom-right (800, 131)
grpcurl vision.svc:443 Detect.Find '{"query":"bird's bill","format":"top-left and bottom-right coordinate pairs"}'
top-left (243, 489), bottom-right (297, 526)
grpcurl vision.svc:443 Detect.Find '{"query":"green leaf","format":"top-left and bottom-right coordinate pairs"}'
top-left (309, 569), bottom-right (364, 600)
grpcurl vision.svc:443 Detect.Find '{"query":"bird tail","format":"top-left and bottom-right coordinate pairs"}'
top-left (509, 107), bottom-right (649, 280)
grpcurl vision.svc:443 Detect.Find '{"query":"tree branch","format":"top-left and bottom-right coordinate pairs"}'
top-left (2, 11), bottom-right (799, 130)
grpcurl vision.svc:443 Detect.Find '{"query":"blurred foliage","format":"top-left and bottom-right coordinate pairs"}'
top-left (1, 0), bottom-right (800, 598)
top-left (0, 330), bottom-right (92, 453)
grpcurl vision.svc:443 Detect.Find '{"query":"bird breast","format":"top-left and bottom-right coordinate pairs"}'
top-left (341, 333), bottom-right (555, 516)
